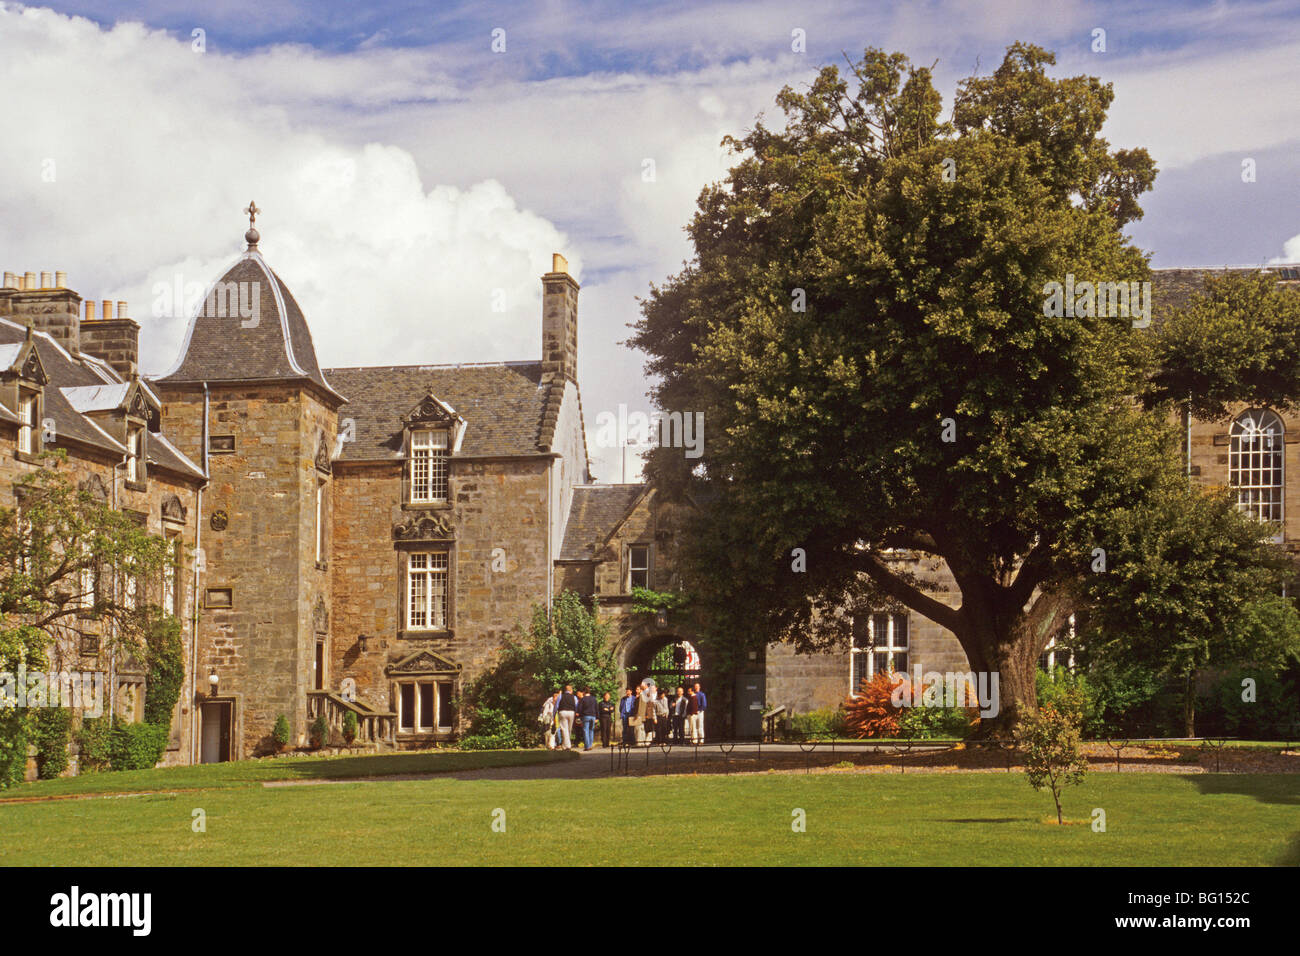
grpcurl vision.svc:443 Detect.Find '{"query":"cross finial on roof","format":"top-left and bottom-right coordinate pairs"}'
top-left (243, 200), bottom-right (261, 249)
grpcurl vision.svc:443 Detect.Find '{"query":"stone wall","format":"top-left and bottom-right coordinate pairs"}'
top-left (330, 455), bottom-right (552, 741)
top-left (157, 383), bottom-right (319, 758)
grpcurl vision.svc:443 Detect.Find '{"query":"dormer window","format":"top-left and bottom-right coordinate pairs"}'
top-left (409, 429), bottom-right (449, 503)
top-left (126, 424), bottom-right (145, 484)
top-left (17, 388), bottom-right (38, 455)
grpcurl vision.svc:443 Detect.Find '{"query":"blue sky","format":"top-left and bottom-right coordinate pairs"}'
top-left (2, 0), bottom-right (1299, 479)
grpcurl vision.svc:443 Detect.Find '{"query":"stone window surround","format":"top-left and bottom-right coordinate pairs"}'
top-left (393, 677), bottom-right (456, 736)
top-left (406, 427), bottom-right (450, 505)
top-left (626, 542), bottom-right (652, 592)
top-left (849, 611), bottom-right (909, 694)
top-left (398, 543), bottom-right (454, 635)
top-left (15, 385), bottom-right (42, 460)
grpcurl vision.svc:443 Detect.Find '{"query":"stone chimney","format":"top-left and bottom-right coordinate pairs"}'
top-left (541, 253), bottom-right (579, 383)
top-left (80, 299), bottom-right (140, 380)
top-left (0, 268), bottom-right (82, 353)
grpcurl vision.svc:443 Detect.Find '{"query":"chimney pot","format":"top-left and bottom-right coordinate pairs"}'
top-left (85, 300), bottom-right (96, 321)
top-left (551, 253), bottom-right (568, 274)
top-left (40, 272), bottom-right (52, 289)
top-left (117, 301), bottom-right (128, 319)
top-left (55, 271), bottom-right (67, 287)
top-left (101, 300), bottom-right (111, 322)
top-left (2, 273), bottom-right (13, 289)
top-left (24, 272), bottom-right (35, 290)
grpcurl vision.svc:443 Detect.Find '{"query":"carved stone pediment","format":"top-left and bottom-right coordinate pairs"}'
top-left (315, 430), bottom-right (331, 474)
top-left (392, 512), bottom-right (454, 541)
top-left (128, 388), bottom-right (149, 420)
top-left (19, 344), bottom-right (48, 386)
top-left (387, 650), bottom-right (460, 675)
top-left (402, 389), bottom-right (459, 427)
top-left (78, 473), bottom-right (109, 502)
top-left (161, 493), bottom-right (187, 523)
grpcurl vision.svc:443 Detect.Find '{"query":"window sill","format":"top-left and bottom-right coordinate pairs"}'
top-left (401, 501), bottom-right (452, 511)
top-left (397, 629), bottom-right (454, 641)
top-left (315, 560), bottom-right (328, 572)
top-left (124, 480), bottom-right (148, 493)
top-left (15, 450), bottom-right (43, 464)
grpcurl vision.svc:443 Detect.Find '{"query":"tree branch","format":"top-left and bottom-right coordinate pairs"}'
top-left (850, 551), bottom-right (963, 634)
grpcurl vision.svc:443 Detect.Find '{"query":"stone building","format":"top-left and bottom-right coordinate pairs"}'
top-left (0, 271), bottom-right (205, 771)
top-left (15, 217), bottom-right (1297, 769)
top-left (149, 216), bottom-right (593, 759)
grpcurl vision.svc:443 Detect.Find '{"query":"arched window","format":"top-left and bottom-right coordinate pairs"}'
top-left (1229, 408), bottom-right (1284, 529)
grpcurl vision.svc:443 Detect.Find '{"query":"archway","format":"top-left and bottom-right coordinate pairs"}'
top-left (624, 633), bottom-right (702, 693)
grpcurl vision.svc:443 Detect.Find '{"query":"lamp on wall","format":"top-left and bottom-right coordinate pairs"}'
top-left (655, 609), bottom-right (668, 630)
top-left (208, 668), bottom-right (219, 696)
top-left (357, 634), bottom-right (370, 653)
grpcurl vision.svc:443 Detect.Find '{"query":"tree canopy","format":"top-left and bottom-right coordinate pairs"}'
top-left (631, 43), bottom-right (1300, 731)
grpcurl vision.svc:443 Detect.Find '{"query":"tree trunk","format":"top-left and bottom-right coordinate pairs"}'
top-left (1183, 669), bottom-right (1196, 738)
top-left (959, 625), bottom-right (1041, 738)
top-left (954, 585), bottom-right (1074, 739)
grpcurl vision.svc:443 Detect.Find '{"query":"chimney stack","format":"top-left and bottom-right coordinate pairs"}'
top-left (79, 298), bottom-right (139, 380)
top-left (541, 252), bottom-right (579, 383)
top-left (0, 268), bottom-right (82, 352)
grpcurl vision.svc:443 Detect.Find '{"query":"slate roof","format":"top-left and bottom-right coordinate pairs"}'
top-left (154, 250), bottom-right (343, 403)
top-left (1150, 267), bottom-right (1300, 322)
top-left (324, 362), bottom-right (565, 460)
top-left (0, 317), bottom-right (204, 481)
top-left (558, 484), bottom-right (647, 561)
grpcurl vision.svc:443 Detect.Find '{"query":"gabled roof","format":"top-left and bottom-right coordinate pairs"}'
top-left (559, 484), bottom-right (649, 561)
top-left (324, 361), bottom-right (558, 460)
top-left (153, 248), bottom-right (344, 404)
top-left (0, 317), bottom-right (204, 482)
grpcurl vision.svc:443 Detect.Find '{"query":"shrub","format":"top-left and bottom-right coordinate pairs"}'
top-left (271, 714), bottom-right (291, 752)
top-left (843, 672), bottom-right (904, 738)
top-left (142, 610), bottom-right (185, 728)
top-left (108, 719), bottom-right (169, 771)
top-left (1197, 665), bottom-right (1300, 738)
top-left (342, 710), bottom-right (358, 745)
top-left (897, 702), bottom-right (976, 739)
top-left (459, 705), bottom-right (523, 750)
top-left (30, 707), bottom-right (72, 779)
top-left (77, 715), bottom-right (113, 773)
top-left (786, 707), bottom-right (847, 740)
top-left (0, 710), bottom-right (30, 788)
top-left (310, 715), bottom-right (330, 749)
top-left (1015, 704), bottom-right (1089, 825)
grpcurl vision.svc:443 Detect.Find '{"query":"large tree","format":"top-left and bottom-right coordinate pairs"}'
top-left (631, 44), bottom-right (1294, 732)
top-left (0, 456), bottom-right (171, 786)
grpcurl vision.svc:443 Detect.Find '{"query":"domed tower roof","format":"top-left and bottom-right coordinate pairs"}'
top-left (154, 203), bottom-right (344, 405)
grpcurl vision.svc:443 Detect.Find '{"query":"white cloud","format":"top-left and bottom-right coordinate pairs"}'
top-left (0, 6), bottom-right (571, 381)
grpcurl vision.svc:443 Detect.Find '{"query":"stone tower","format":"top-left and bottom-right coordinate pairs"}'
top-left (151, 210), bottom-right (345, 759)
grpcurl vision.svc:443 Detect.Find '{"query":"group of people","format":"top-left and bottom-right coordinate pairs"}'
top-left (539, 679), bottom-right (707, 751)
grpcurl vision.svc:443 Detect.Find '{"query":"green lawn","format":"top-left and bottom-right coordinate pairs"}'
top-left (0, 748), bottom-right (574, 800)
top-left (1, 762), bottom-right (1295, 866)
